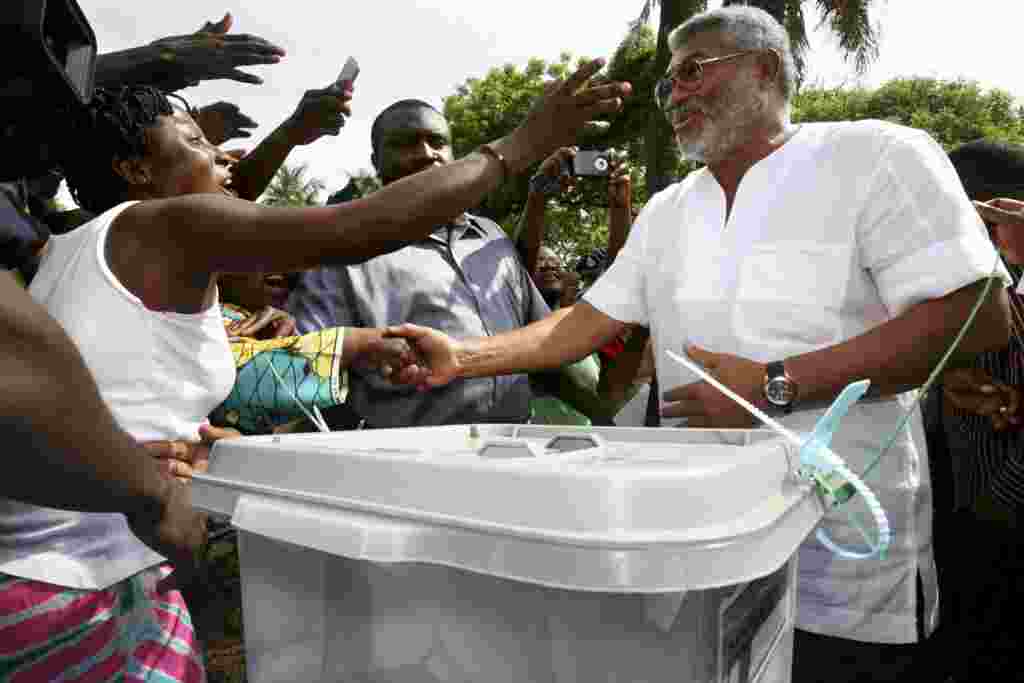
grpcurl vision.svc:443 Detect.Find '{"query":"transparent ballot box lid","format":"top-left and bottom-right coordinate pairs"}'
top-left (193, 424), bottom-right (824, 592)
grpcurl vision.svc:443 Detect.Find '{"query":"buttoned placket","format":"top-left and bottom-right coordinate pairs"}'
top-left (426, 219), bottom-right (501, 410)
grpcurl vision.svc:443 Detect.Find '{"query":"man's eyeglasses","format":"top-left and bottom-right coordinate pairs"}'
top-left (653, 50), bottom-right (756, 112)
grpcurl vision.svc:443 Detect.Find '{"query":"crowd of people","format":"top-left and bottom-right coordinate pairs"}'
top-left (1, 4), bottom-right (1022, 682)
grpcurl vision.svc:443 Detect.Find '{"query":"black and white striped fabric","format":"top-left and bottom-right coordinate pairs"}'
top-left (944, 288), bottom-right (1024, 511)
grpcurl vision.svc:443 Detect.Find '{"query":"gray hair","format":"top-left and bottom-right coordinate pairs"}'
top-left (668, 5), bottom-right (796, 102)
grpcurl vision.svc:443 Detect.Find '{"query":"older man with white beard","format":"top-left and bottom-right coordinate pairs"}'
top-left (387, 7), bottom-right (1012, 681)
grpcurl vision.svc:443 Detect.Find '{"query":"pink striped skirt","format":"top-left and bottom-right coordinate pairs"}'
top-left (0, 565), bottom-right (205, 681)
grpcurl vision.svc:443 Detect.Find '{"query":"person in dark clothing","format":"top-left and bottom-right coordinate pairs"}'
top-left (0, 180), bottom-right (51, 284)
top-left (925, 138), bottom-right (1024, 683)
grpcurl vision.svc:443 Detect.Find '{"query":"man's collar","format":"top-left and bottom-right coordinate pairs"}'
top-left (427, 214), bottom-right (487, 244)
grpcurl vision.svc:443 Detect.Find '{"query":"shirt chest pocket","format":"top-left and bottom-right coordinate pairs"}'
top-left (733, 240), bottom-right (852, 348)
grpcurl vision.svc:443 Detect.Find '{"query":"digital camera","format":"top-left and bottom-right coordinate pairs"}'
top-left (571, 150), bottom-right (611, 177)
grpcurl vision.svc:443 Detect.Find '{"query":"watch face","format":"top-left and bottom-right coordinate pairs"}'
top-left (766, 377), bottom-right (796, 406)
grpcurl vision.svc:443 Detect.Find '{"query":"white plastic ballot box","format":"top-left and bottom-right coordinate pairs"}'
top-left (192, 424), bottom-right (826, 683)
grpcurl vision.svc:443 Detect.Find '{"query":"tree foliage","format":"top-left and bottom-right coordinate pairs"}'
top-left (444, 49), bottom-right (1024, 263)
top-left (444, 53), bottom-right (653, 263)
top-left (629, 0), bottom-right (881, 196)
top-left (638, 1), bottom-right (881, 84)
top-left (260, 162), bottom-right (326, 207)
top-left (445, 55), bottom-right (576, 223)
top-left (635, 0), bottom-right (708, 196)
top-left (348, 169), bottom-right (382, 197)
top-left (794, 78), bottom-right (1024, 149)
top-left (442, 0), bottom-right (1019, 264)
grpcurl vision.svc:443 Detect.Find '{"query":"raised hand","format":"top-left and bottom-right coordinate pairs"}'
top-left (195, 101), bottom-right (258, 145)
top-left (149, 11), bottom-right (286, 88)
top-left (504, 59), bottom-right (630, 171)
top-left (557, 269), bottom-right (580, 308)
top-left (281, 85), bottom-right (353, 146)
top-left (608, 156), bottom-right (632, 208)
top-left (529, 147), bottom-right (577, 196)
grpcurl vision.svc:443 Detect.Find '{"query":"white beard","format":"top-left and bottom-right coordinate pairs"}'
top-left (676, 71), bottom-right (766, 164)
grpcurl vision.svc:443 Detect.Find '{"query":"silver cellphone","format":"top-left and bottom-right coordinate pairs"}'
top-left (337, 56), bottom-right (360, 85)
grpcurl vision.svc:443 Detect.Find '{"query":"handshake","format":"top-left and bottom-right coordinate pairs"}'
top-left (349, 325), bottom-right (462, 391)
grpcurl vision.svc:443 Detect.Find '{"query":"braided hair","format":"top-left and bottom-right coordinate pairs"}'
top-left (59, 85), bottom-right (184, 214)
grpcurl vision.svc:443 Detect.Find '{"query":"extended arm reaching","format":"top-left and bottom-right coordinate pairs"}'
top-left (114, 61), bottom-right (631, 310)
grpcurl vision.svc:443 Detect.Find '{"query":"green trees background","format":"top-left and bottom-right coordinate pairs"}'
top-left (273, 2), bottom-right (1024, 262)
top-left (260, 162), bottom-right (326, 207)
top-left (442, 42), bottom-right (1024, 261)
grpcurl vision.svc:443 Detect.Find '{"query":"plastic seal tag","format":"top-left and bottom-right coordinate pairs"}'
top-left (665, 350), bottom-right (890, 559)
top-left (797, 381), bottom-right (891, 559)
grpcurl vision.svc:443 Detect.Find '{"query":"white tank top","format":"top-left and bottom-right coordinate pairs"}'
top-left (0, 201), bottom-right (236, 589)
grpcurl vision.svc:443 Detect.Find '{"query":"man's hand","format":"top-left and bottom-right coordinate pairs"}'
top-left (504, 59), bottom-right (631, 170)
top-left (226, 306), bottom-right (296, 339)
top-left (195, 101), bottom-right (258, 146)
top-left (142, 424), bottom-right (241, 482)
top-left (530, 147), bottom-right (577, 196)
top-left (943, 367), bottom-right (1021, 431)
top-left (660, 345), bottom-right (764, 428)
top-left (149, 12), bottom-right (286, 88)
top-left (351, 336), bottom-right (421, 380)
top-left (608, 158), bottom-right (632, 208)
top-left (282, 85), bottom-right (353, 146)
top-left (383, 324), bottom-right (463, 389)
top-left (974, 198), bottom-right (1024, 265)
top-left (558, 270), bottom-right (580, 308)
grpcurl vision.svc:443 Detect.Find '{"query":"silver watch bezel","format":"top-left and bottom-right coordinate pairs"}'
top-left (764, 375), bottom-right (797, 407)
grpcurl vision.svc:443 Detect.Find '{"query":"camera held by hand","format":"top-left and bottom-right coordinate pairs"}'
top-left (571, 150), bottom-right (611, 177)
top-left (529, 148), bottom-right (615, 196)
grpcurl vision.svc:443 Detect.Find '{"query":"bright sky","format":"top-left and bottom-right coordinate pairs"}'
top-left (70, 0), bottom-right (1024, 205)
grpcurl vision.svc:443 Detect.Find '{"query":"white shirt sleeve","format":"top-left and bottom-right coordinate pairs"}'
top-left (582, 195), bottom-right (656, 326)
top-left (857, 127), bottom-right (1010, 316)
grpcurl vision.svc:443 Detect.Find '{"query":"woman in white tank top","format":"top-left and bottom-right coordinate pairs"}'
top-left (2, 70), bottom-right (628, 680)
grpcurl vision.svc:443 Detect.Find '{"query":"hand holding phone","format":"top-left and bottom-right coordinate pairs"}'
top-left (336, 56), bottom-right (360, 88)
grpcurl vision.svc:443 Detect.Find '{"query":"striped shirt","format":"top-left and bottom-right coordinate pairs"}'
top-left (942, 287), bottom-right (1024, 511)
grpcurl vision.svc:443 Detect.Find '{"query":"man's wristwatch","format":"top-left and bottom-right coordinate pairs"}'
top-left (763, 360), bottom-right (798, 414)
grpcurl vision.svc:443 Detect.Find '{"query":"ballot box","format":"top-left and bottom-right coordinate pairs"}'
top-left (192, 424), bottom-right (825, 683)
